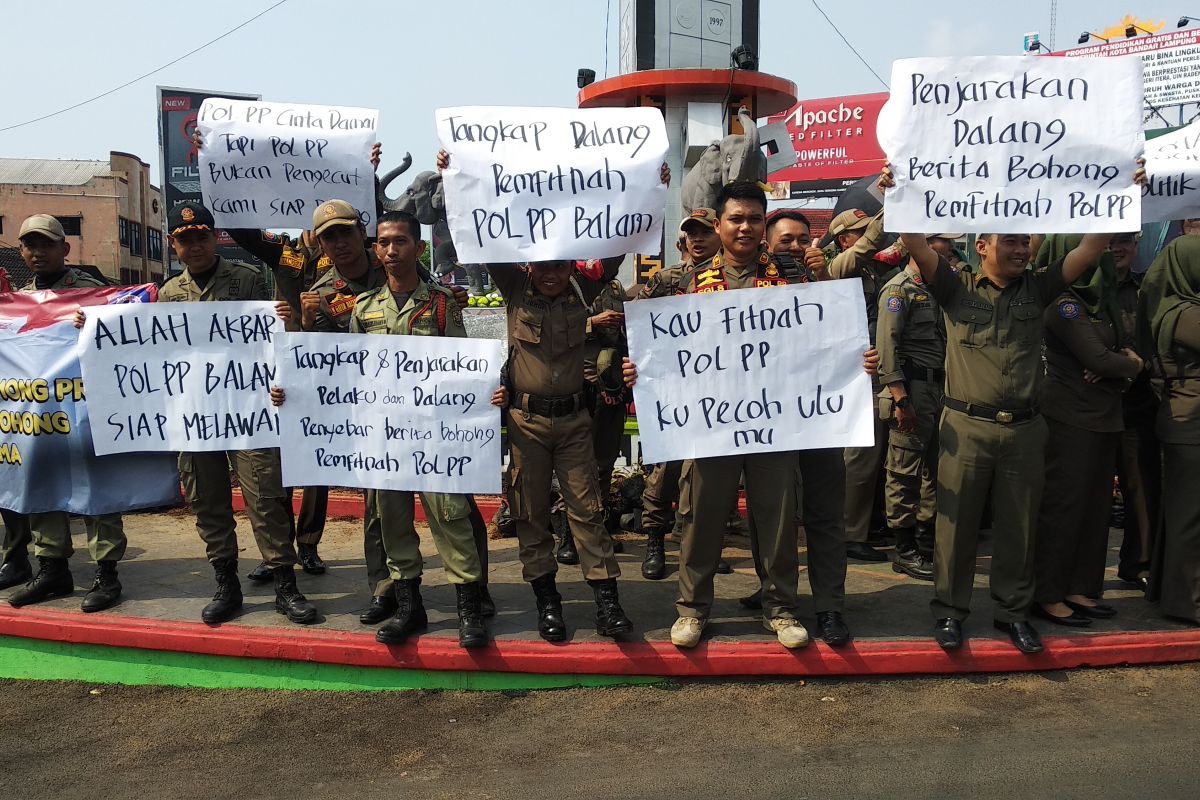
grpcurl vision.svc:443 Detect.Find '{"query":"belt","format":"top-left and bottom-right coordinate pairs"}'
top-left (902, 364), bottom-right (945, 383)
top-left (944, 397), bottom-right (1038, 425)
top-left (512, 391), bottom-right (586, 418)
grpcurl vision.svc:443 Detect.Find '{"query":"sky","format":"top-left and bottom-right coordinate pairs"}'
top-left (0, 0), bottom-right (1190, 188)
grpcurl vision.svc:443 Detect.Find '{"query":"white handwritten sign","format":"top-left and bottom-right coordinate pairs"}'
top-left (197, 98), bottom-right (378, 232)
top-left (876, 56), bottom-right (1144, 233)
top-left (78, 302), bottom-right (281, 454)
top-left (626, 281), bottom-right (874, 462)
top-left (273, 332), bottom-right (503, 494)
top-left (1142, 121), bottom-right (1200, 222)
top-left (436, 105), bottom-right (669, 262)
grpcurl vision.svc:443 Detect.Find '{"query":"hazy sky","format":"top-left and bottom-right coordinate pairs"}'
top-left (0, 1), bottom-right (1189, 185)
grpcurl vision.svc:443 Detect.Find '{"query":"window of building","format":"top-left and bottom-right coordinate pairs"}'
top-left (55, 216), bottom-right (82, 237)
top-left (148, 227), bottom-right (163, 262)
top-left (119, 217), bottom-right (129, 247)
top-left (129, 221), bottom-right (143, 256)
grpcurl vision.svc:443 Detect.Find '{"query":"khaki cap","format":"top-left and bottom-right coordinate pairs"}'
top-left (928, 233), bottom-right (963, 241)
top-left (828, 209), bottom-right (870, 237)
top-left (18, 214), bottom-right (66, 242)
top-left (680, 207), bottom-right (718, 233)
top-left (312, 200), bottom-right (361, 237)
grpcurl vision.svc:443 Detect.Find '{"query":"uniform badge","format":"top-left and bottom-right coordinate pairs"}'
top-left (911, 272), bottom-right (923, 285)
top-left (324, 205), bottom-right (337, 218)
top-left (278, 251), bottom-right (304, 272)
top-left (316, 256), bottom-right (332, 271)
top-left (764, 264), bottom-right (779, 278)
top-left (328, 292), bottom-right (356, 317)
top-left (229, 278), bottom-right (241, 295)
top-left (261, 231), bottom-right (281, 243)
top-left (362, 311), bottom-right (386, 321)
top-left (64, 275), bottom-right (76, 286)
top-left (1058, 301), bottom-right (1081, 320)
top-left (333, 278), bottom-right (347, 290)
top-left (451, 307), bottom-right (464, 328)
top-left (886, 295), bottom-right (903, 313)
top-left (181, 207), bottom-right (195, 223)
top-left (914, 294), bottom-right (928, 302)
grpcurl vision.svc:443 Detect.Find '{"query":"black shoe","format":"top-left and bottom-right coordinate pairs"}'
top-left (1032, 604), bottom-right (1092, 628)
top-left (246, 561), bottom-right (272, 583)
top-left (816, 610), bottom-right (851, 648)
top-left (590, 578), bottom-right (633, 637)
top-left (297, 543), bottom-right (326, 575)
top-left (9, 557), bottom-right (73, 607)
top-left (1064, 599), bottom-right (1117, 620)
top-left (866, 527), bottom-right (892, 548)
top-left (915, 521), bottom-right (935, 559)
top-left (1117, 572), bottom-right (1148, 592)
top-left (642, 532), bottom-right (667, 580)
top-left (80, 561), bottom-right (122, 613)
top-left (480, 584), bottom-right (496, 618)
top-left (0, 553), bottom-right (32, 591)
top-left (846, 542), bottom-right (888, 562)
top-left (995, 620), bottom-right (1043, 654)
top-left (531, 574), bottom-right (566, 642)
top-left (376, 578), bottom-right (428, 643)
top-left (934, 618), bottom-right (963, 650)
top-left (202, 559), bottom-right (243, 623)
top-left (893, 549), bottom-right (934, 581)
top-left (455, 582), bottom-right (488, 649)
top-left (716, 559), bottom-right (732, 574)
top-left (357, 594), bottom-right (397, 625)
top-left (555, 532), bottom-right (579, 566)
top-left (272, 566), bottom-right (317, 625)
top-left (739, 588), bottom-right (763, 610)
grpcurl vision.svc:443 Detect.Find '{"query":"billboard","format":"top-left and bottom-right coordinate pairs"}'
top-left (1062, 29), bottom-right (1200, 107)
top-left (766, 93), bottom-right (888, 199)
top-left (156, 86), bottom-right (261, 275)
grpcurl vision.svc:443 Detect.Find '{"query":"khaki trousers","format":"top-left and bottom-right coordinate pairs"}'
top-left (884, 378), bottom-right (942, 529)
top-left (29, 512), bottom-right (126, 562)
top-left (373, 490), bottom-right (481, 584)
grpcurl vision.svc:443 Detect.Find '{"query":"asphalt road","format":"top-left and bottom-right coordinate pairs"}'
top-left (2, 665), bottom-right (1198, 799)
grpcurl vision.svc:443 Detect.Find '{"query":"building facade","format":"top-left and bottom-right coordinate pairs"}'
top-left (0, 151), bottom-right (165, 284)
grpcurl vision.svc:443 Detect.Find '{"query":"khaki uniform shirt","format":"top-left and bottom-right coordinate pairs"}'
top-left (682, 246), bottom-right (806, 294)
top-left (927, 255), bottom-right (1067, 410)
top-left (638, 263), bottom-right (687, 299)
top-left (20, 268), bottom-right (105, 292)
top-left (826, 213), bottom-right (892, 344)
top-left (227, 229), bottom-right (332, 321)
top-left (1155, 305), bottom-right (1200, 444)
top-left (490, 264), bottom-right (614, 398)
top-left (349, 280), bottom-right (465, 338)
top-left (159, 258), bottom-right (270, 302)
top-left (877, 266), bottom-right (946, 386)
top-left (1041, 295), bottom-right (1141, 433)
top-left (584, 278), bottom-right (628, 388)
top-left (308, 262), bottom-right (386, 333)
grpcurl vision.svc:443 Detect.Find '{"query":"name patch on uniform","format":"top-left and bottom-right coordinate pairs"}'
top-left (362, 311), bottom-right (385, 321)
top-left (886, 295), bottom-right (903, 313)
top-left (1058, 301), bottom-right (1081, 320)
top-left (316, 256), bottom-right (333, 272)
top-left (278, 251), bottom-right (304, 272)
top-left (327, 293), bottom-right (356, 318)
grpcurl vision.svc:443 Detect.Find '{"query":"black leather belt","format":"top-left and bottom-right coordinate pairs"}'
top-left (944, 397), bottom-right (1038, 425)
top-left (512, 391), bottom-right (586, 418)
top-left (902, 364), bottom-right (945, 383)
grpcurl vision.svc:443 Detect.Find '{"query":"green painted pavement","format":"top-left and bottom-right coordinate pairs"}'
top-left (0, 637), bottom-right (664, 693)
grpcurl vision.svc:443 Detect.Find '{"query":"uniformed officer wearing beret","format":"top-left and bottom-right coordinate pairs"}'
top-left (6, 214), bottom-right (126, 612)
top-left (890, 165), bottom-right (1130, 653)
top-left (158, 201), bottom-right (317, 625)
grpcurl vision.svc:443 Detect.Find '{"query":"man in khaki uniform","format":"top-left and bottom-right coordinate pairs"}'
top-left (876, 243), bottom-right (949, 582)
top-left (7, 214), bottom-right (125, 612)
top-left (158, 201), bottom-right (316, 625)
top-left (827, 209), bottom-right (894, 562)
top-left (896, 204), bottom-right (1117, 653)
top-left (585, 275), bottom-right (630, 540)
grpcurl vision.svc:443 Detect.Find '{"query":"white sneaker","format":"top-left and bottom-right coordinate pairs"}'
top-left (670, 616), bottom-right (705, 648)
top-left (764, 617), bottom-right (809, 649)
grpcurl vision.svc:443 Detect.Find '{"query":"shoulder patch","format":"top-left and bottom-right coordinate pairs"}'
top-left (1058, 301), bottom-right (1081, 320)
top-left (885, 295), bottom-right (904, 313)
top-left (261, 231), bottom-right (281, 243)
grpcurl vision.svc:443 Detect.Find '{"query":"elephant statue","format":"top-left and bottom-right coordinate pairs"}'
top-left (680, 107), bottom-right (768, 214)
top-left (377, 156), bottom-right (463, 274)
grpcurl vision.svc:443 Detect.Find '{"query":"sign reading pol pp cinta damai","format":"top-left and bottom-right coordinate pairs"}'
top-left (625, 281), bottom-right (875, 463)
top-left (436, 106), bottom-right (669, 263)
top-left (273, 332), bottom-right (503, 494)
top-left (197, 98), bottom-right (379, 233)
top-left (876, 56), bottom-right (1144, 233)
top-left (77, 302), bottom-right (282, 455)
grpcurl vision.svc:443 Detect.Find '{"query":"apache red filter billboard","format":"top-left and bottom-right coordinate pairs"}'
top-left (767, 92), bottom-right (888, 198)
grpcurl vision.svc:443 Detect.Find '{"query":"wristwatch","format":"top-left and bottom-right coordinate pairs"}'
top-left (895, 397), bottom-right (911, 410)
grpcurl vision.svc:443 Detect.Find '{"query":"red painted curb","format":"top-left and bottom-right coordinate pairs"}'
top-left (2, 607), bottom-right (1198, 678)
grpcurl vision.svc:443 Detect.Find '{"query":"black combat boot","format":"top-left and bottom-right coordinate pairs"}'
top-left (892, 527), bottom-right (934, 582)
top-left (272, 566), bottom-right (318, 624)
top-left (915, 521), bottom-right (935, 559)
top-left (479, 584), bottom-right (496, 618)
top-left (297, 543), bottom-right (326, 575)
top-left (80, 560), bottom-right (122, 613)
top-left (531, 574), bottom-right (566, 642)
top-left (246, 561), bottom-right (272, 583)
top-left (8, 556), bottom-right (73, 607)
top-left (641, 531), bottom-right (666, 580)
top-left (0, 549), bottom-right (32, 591)
top-left (590, 578), bottom-right (633, 637)
top-left (201, 558), bottom-right (243, 623)
top-left (455, 582), bottom-right (488, 649)
top-left (555, 531), bottom-right (579, 565)
top-left (376, 577), bottom-right (428, 644)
